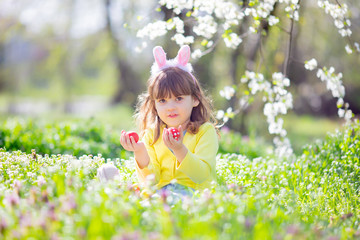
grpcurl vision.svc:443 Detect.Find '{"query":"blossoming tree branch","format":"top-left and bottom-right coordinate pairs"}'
top-left (136, 0), bottom-right (359, 158)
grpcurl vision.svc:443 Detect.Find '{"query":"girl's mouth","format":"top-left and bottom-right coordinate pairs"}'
top-left (168, 114), bottom-right (178, 118)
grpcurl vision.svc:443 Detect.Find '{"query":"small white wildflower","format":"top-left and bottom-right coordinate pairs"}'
top-left (36, 176), bottom-right (46, 186)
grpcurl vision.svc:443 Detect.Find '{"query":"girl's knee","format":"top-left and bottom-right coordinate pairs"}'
top-left (97, 163), bottom-right (120, 182)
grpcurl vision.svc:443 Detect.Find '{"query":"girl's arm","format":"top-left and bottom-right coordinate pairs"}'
top-left (121, 130), bottom-right (160, 184)
top-left (134, 147), bottom-right (150, 169)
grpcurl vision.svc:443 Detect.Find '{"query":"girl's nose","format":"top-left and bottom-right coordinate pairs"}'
top-left (166, 101), bottom-right (176, 111)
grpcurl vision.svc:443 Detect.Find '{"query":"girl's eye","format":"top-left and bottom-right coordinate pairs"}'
top-left (176, 96), bottom-right (183, 101)
top-left (158, 99), bottom-right (166, 103)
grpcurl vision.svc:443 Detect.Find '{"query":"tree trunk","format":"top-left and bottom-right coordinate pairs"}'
top-left (104, 0), bottom-right (142, 105)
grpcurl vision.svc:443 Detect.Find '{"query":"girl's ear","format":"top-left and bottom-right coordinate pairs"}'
top-left (192, 96), bottom-right (200, 107)
top-left (176, 45), bottom-right (191, 66)
top-left (153, 46), bottom-right (167, 68)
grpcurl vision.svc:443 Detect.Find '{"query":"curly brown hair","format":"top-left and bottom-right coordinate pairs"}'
top-left (134, 67), bottom-right (217, 144)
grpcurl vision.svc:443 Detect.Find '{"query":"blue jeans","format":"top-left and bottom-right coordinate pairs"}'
top-left (159, 183), bottom-right (195, 197)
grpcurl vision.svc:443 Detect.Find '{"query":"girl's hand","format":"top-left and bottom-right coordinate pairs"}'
top-left (163, 125), bottom-right (185, 151)
top-left (120, 130), bottom-right (146, 152)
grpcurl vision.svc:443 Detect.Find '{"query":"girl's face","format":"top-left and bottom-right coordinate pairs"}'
top-left (155, 94), bottom-right (199, 128)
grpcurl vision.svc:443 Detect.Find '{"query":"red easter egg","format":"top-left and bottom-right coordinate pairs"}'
top-left (168, 127), bottom-right (180, 141)
top-left (127, 131), bottom-right (139, 143)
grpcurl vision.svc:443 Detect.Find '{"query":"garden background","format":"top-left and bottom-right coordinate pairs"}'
top-left (0, 0), bottom-right (360, 239)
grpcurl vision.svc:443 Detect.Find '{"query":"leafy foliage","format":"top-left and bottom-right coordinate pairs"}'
top-left (0, 118), bottom-right (126, 160)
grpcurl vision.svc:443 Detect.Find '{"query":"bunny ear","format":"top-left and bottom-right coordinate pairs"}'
top-left (153, 46), bottom-right (167, 68)
top-left (177, 45), bottom-right (191, 66)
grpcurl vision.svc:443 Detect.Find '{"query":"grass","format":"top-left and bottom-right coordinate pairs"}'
top-left (0, 120), bottom-right (359, 239)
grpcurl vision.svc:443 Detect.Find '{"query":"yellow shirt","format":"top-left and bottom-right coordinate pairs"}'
top-left (135, 122), bottom-right (219, 190)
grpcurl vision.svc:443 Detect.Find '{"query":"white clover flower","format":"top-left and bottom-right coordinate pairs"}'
top-left (35, 175), bottom-right (46, 186)
top-left (304, 58), bottom-right (318, 71)
top-left (220, 86), bottom-right (236, 100)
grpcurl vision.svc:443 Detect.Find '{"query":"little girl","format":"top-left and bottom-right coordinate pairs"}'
top-left (97, 45), bottom-right (219, 195)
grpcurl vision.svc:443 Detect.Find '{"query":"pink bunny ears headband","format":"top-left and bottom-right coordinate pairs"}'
top-left (151, 45), bottom-right (196, 82)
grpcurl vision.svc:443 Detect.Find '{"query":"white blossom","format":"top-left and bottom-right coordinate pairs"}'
top-left (344, 109), bottom-right (353, 121)
top-left (216, 110), bottom-right (225, 120)
top-left (191, 49), bottom-right (202, 59)
top-left (316, 67), bottom-right (345, 98)
top-left (160, 0), bottom-right (193, 14)
top-left (304, 58), bottom-right (318, 71)
top-left (193, 15), bottom-right (217, 39)
top-left (136, 21), bottom-right (167, 40)
top-left (318, 0), bottom-right (352, 38)
top-left (220, 86), bottom-right (235, 100)
top-left (337, 98), bottom-right (344, 108)
top-left (345, 44), bottom-right (353, 54)
top-left (355, 42), bottom-right (360, 52)
top-left (268, 16), bottom-right (279, 26)
top-left (171, 33), bottom-right (194, 45)
top-left (223, 33), bottom-right (242, 49)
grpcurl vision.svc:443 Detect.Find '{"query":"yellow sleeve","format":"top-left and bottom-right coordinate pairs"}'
top-left (134, 129), bottom-right (161, 184)
top-left (176, 123), bottom-right (218, 184)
